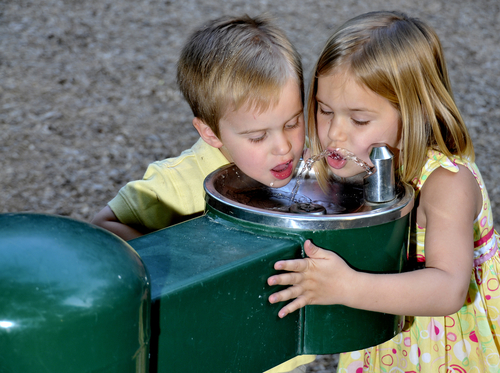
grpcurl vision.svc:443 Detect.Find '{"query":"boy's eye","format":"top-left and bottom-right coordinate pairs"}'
top-left (285, 120), bottom-right (300, 130)
top-left (249, 133), bottom-right (267, 143)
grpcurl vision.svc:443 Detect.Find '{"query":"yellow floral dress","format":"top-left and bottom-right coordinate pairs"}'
top-left (338, 150), bottom-right (500, 372)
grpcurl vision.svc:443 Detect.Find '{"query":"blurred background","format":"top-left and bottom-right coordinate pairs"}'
top-left (1, 1), bottom-right (499, 371)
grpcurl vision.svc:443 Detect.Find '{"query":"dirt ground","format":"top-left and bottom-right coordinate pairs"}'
top-left (1, 0), bottom-right (499, 371)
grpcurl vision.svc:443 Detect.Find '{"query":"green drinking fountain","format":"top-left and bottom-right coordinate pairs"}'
top-left (132, 146), bottom-right (414, 372)
top-left (0, 147), bottom-right (413, 373)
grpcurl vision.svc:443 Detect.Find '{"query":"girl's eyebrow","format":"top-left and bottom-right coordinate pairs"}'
top-left (237, 109), bottom-right (303, 135)
top-left (350, 108), bottom-right (376, 113)
top-left (317, 98), bottom-right (376, 113)
top-left (316, 98), bottom-right (330, 108)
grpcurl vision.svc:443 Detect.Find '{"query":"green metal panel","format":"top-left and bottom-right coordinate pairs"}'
top-left (130, 207), bottom-right (409, 371)
top-left (130, 215), bottom-right (304, 373)
top-left (205, 207), bottom-right (409, 354)
top-left (0, 213), bottom-right (150, 373)
top-left (301, 217), bottom-right (409, 353)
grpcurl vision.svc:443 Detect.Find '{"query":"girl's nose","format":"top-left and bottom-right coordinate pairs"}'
top-left (328, 118), bottom-right (348, 143)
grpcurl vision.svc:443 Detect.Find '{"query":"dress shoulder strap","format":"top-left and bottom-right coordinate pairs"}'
top-left (412, 150), bottom-right (464, 193)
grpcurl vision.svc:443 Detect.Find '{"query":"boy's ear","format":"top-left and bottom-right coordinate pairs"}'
top-left (192, 117), bottom-right (223, 148)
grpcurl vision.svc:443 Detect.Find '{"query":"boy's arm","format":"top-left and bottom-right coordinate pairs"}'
top-left (91, 205), bottom-right (144, 241)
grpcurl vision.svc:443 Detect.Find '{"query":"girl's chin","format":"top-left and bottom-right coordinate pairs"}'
top-left (329, 167), bottom-right (363, 179)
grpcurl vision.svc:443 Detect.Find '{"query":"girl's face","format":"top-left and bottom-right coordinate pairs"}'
top-left (316, 71), bottom-right (402, 178)
top-left (218, 79), bottom-right (305, 188)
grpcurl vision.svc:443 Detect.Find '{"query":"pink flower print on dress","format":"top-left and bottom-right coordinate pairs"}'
top-left (428, 319), bottom-right (445, 341)
top-left (469, 330), bottom-right (479, 343)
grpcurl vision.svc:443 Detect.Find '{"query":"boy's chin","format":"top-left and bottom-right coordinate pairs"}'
top-left (263, 177), bottom-right (291, 188)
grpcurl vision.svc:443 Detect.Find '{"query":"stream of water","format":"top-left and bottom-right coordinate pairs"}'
top-left (289, 148), bottom-right (374, 203)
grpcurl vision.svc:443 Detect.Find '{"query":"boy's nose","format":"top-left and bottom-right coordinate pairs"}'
top-left (273, 134), bottom-right (292, 155)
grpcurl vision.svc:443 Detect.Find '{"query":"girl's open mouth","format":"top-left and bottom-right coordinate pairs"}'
top-left (271, 161), bottom-right (293, 180)
top-left (326, 150), bottom-right (347, 169)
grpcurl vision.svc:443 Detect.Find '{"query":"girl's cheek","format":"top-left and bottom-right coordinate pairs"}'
top-left (317, 127), bottom-right (327, 144)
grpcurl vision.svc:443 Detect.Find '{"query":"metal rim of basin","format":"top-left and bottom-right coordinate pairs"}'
top-left (204, 164), bottom-right (414, 230)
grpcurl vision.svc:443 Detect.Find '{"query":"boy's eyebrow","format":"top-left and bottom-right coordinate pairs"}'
top-left (237, 109), bottom-right (303, 135)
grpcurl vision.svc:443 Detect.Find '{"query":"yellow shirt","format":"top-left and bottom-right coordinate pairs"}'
top-left (109, 138), bottom-right (229, 230)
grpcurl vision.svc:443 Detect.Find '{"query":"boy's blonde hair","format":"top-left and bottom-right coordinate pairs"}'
top-left (177, 14), bottom-right (304, 138)
top-left (308, 10), bottom-right (474, 185)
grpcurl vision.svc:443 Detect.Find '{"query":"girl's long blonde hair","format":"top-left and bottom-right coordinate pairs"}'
top-left (308, 11), bottom-right (474, 186)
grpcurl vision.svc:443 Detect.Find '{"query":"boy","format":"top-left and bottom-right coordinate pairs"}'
top-left (91, 14), bottom-right (314, 372)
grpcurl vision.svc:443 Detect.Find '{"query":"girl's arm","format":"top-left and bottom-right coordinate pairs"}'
top-left (268, 165), bottom-right (480, 318)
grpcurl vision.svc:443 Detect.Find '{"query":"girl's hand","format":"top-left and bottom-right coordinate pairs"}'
top-left (267, 240), bottom-right (352, 318)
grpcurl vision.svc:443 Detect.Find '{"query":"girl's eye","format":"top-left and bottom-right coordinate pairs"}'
top-left (352, 118), bottom-right (369, 126)
top-left (318, 107), bottom-right (333, 116)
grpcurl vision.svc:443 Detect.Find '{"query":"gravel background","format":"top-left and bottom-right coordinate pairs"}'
top-left (1, 1), bottom-right (499, 371)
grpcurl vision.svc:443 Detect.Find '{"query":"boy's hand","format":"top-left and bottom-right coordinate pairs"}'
top-left (267, 240), bottom-right (352, 318)
top-left (91, 206), bottom-right (144, 241)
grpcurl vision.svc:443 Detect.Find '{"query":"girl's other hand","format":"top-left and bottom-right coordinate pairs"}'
top-left (267, 240), bottom-right (352, 318)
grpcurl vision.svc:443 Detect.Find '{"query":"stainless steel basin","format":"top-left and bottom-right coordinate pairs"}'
top-left (204, 161), bottom-right (414, 230)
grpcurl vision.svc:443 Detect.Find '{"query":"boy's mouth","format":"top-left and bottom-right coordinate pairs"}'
top-left (326, 150), bottom-right (347, 169)
top-left (271, 161), bottom-right (293, 180)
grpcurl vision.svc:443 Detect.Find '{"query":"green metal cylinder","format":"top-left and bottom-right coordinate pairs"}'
top-left (203, 164), bottom-right (414, 354)
top-left (0, 213), bottom-right (150, 373)
top-left (205, 205), bottom-right (409, 354)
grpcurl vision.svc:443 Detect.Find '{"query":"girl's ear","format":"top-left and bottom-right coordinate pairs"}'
top-left (192, 117), bottom-right (223, 148)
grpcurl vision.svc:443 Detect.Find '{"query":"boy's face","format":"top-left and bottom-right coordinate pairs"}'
top-left (218, 79), bottom-right (305, 188)
top-left (315, 71), bottom-right (402, 178)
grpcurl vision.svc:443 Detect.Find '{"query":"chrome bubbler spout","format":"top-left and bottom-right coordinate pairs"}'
top-left (364, 146), bottom-right (396, 203)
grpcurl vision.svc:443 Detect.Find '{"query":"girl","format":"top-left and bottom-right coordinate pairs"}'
top-left (267, 11), bottom-right (500, 372)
